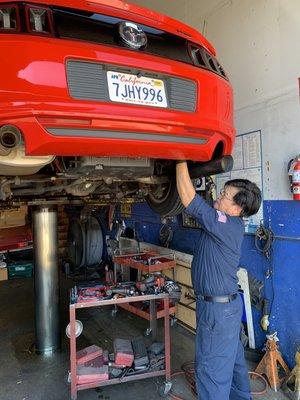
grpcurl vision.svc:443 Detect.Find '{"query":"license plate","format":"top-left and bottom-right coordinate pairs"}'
top-left (107, 71), bottom-right (168, 108)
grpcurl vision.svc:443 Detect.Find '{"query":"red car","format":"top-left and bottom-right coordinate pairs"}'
top-left (0, 0), bottom-right (234, 216)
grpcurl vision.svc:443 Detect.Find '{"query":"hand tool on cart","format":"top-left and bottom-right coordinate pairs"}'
top-left (71, 275), bottom-right (181, 341)
top-left (71, 275), bottom-right (181, 303)
top-left (135, 273), bottom-right (181, 302)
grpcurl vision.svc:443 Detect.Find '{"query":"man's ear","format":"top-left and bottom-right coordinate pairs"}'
top-left (233, 204), bottom-right (243, 216)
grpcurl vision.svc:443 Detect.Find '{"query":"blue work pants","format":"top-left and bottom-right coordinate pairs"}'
top-left (195, 296), bottom-right (252, 400)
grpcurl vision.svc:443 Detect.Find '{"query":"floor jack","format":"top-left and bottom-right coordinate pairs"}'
top-left (254, 332), bottom-right (290, 391)
top-left (282, 350), bottom-right (300, 400)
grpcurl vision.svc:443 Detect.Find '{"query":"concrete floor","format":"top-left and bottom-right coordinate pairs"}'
top-left (0, 276), bottom-right (290, 400)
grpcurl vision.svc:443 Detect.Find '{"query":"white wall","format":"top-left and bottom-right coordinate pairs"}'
top-left (134, 0), bottom-right (300, 199)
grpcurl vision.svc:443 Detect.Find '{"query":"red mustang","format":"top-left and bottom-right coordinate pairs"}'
top-left (0, 0), bottom-right (234, 216)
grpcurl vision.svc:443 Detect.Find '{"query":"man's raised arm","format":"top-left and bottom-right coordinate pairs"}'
top-left (176, 161), bottom-right (196, 208)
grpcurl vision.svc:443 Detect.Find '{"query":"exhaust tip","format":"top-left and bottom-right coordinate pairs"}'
top-left (221, 155), bottom-right (234, 173)
top-left (0, 125), bottom-right (22, 149)
top-left (188, 155), bottom-right (234, 179)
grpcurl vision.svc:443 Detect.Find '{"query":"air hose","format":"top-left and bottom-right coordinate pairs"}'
top-left (255, 224), bottom-right (275, 260)
top-left (168, 362), bottom-right (268, 399)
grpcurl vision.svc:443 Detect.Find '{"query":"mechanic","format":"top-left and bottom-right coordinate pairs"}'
top-left (176, 161), bottom-right (262, 400)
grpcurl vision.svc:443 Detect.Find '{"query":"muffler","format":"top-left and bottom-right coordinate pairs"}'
top-left (0, 125), bottom-right (22, 155)
top-left (188, 155), bottom-right (233, 178)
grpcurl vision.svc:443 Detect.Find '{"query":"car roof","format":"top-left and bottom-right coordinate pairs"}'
top-left (2, 0), bottom-right (216, 55)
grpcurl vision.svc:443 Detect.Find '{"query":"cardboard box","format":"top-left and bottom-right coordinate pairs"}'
top-left (0, 206), bottom-right (27, 229)
top-left (0, 267), bottom-right (8, 281)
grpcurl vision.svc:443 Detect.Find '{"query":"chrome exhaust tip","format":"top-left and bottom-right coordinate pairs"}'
top-left (0, 125), bottom-right (22, 149)
top-left (0, 125), bottom-right (22, 156)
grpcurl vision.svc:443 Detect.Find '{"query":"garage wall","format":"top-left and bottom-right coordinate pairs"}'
top-left (200, 0), bottom-right (300, 201)
top-left (130, 1), bottom-right (300, 367)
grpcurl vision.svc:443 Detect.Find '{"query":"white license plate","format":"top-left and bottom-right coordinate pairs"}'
top-left (107, 71), bottom-right (168, 108)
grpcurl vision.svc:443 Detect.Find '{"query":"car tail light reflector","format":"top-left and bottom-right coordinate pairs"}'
top-left (0, 4), bottom-right (20, 32)
top-left (25, 4), bottom-right (54, 35)
top-left (38, 117), bottom-right (91, 126)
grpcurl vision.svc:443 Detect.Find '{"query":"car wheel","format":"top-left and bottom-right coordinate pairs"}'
top-left (146, 177), bottom-right (184, 217)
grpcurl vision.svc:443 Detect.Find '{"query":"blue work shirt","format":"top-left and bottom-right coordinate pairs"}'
top-left (186, 193), bottom-right (245, 296)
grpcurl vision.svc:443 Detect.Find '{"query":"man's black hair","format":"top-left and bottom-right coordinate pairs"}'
top-left (225, 179), bottom-right (262, 218)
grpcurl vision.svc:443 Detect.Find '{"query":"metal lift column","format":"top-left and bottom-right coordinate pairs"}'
top-left (33, 206), bottom-right (60, 354)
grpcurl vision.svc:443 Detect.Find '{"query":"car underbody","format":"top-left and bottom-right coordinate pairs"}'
top-left (0, 127), bottom-right (174, 213)
top-left (0, 125), bottom-right (233, 215)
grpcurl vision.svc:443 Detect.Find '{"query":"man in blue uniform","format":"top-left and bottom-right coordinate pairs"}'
top-left (176, 161), bottom-right (262, 400)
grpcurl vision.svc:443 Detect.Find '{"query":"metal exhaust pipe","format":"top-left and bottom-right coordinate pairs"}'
top-left (0, 125), bottom-right (22, 155)
top-left (188, 155), bottom-right (233, 179)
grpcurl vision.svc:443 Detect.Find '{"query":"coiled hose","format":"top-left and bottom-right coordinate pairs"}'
top-left (254, 224), bottom-right (275, 259)
top-left (169, 362), bottom-right (268, 399)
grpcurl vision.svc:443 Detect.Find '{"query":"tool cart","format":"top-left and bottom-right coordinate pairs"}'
top-left (69, 291), bottom-right (172, 400)
top-left (113, 252), bottom-right (177, 337)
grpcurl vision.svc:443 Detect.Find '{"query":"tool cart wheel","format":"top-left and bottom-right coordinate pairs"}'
top-left (159, 381), bottom-right (172, 397)
top-left (66, 371), bottom-right (71, 385)
top-left (144, 327), bottom-right (152, 337)
top-left (170, 316), bottom-right (178, 327)
top-left (111, 307), bottom-right (118, 317)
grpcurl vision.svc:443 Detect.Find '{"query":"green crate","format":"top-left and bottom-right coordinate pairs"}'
top-left (8, 262), bottom-right (33, 278)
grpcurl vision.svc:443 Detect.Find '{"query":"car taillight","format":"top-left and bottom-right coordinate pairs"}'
top-left (188, 43), bottom-right (228, 80)
top-left (25, 4), bottom-right (54, 35)
top-left (0, 4), bottom-right (20, 32)
top-left (0, 3), bottom-right (55, 36)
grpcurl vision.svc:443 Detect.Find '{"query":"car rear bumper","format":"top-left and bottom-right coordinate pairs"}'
top-left (0, 35), bottom-right (235, 161)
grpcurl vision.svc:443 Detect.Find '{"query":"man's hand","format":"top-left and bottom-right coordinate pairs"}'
top-left (176, 161), bottom-right (196, 207)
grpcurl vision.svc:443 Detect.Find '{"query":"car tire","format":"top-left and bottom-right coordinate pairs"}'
top-left (67, 219), bottom-right (85, 269)
top-left (85, 216), bottom-right (104, 266)
top-left (146, 177), bottom-right (184, 217)
top-left (67, 216), bottom-right (103, 270)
